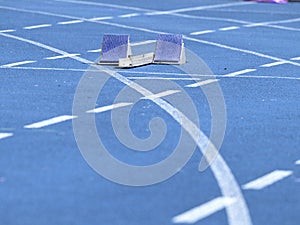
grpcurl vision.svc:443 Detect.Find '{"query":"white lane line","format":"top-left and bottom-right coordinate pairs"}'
top-left (0, 31), bottom-right (252, 225)
top-left (2, 5), bottom-right (300, 68)
top-left (44, 53), bottom-right (80, 60)
top-left (242, 170), bottom-right (293, 190)
top-left (87, 48), bottom-right (101, 53)
top-left (88, 16), bottom-right (113, 21)
top-left (146, 2), bottom-right (253, 15)
top-left (3, 67), bottom-right (300, 81)
top-left (219, 26), bottom-right (240, 31)
top-left (131, 40), bottom-right (156, 46)
top-left (1, 60), bottom-right (36, 68)
top-left (190, 30), bottom-right (215, 35)
top-left (141, 90), bottom-right (181, 100)
top-left (290, 56), bottom-right (300, 61)
top-left (185, 79), bottom-right (219, 88)
top-left (244, 17), bottom-right (300, 28)
top-left (260, 61), bottom-right (286, 68)
top-left (223, 69), bottom-right (256, 77)
top-left (0, 133), bottom-right (13, 140)
top-left (57, 19), bottom-right (83, 25)
top-left (24, 115), bottom-right (77, 129)
top-left (172, 197), bottom-right (236, 224)
top-left (295, 160), bottom-right (300, 165)
top-left (86, 102), bottom-right (133, 113)
top-left (54, 0), bottom-right (151, 12)
top-left (23, 24), bottom-right (52, 30)
top-left (118, 13), bottom-right (140, 18)
top-left (0, 29), bottom-right (16, 33)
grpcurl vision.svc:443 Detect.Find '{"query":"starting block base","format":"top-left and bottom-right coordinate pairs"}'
top-left (119, 52), bottom-right (154, 68)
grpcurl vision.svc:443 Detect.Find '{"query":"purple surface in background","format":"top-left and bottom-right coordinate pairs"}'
top-left (245, 0), bottom-right (288, 3)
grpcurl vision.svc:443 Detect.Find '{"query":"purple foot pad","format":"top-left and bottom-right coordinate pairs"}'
top-left (154, 34), bottom-right (183, 63)
top-left (101, 34), bottom-right (129, 63)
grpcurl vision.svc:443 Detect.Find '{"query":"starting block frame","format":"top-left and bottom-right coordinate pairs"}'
top-left (98, 33), bottom-right (186, 68)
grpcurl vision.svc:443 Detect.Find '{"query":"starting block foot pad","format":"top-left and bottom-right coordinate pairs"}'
top-left (99, 34), bottom-right (131, 65)
top-left (154, 34), bottom-right (186, 64)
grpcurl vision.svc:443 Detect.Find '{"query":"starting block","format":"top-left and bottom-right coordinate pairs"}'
top-left (99, 34), bottom-right (131, 65)
top-left (153, 34), bottom-right (186, 65)
top-left (98, 33), bottom-right (186, 68)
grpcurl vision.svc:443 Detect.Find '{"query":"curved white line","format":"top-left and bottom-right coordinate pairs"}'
top-left (0, 31), bottom-right (252, 225)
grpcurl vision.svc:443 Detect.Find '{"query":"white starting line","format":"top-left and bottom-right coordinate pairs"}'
top-left (24, 115), bottom-right (77, 129)
top-left (1, 60), bottom-right (37, 68)
top-left (86, 102), bottom-right (133, 113)
top-left (242, 170), bottom-right (293, 190)
top-left (0, 133), bottom-right (13, 140)
top-left (44, 53), bottom-right (80, 60)
top-left (23, 24), bottom-right (52, 30)
top-left (172, 197), bottom-right (236, 224)
top-left (57, 19), bottom-right (84, 25)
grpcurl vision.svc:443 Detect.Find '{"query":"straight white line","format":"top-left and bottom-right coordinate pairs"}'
top-left (244, 17), bottom-right (300, 27)
top-left (2, 5), bottom-right (300, 68)
top-left (295, 160), bottom-right (300, 165)
top-left (190, 30), bottom-right (215, 35)
top-left (0, 31), bottom-right (252, 225)
top-left (141, 90), bottom-right (181, 100)
top-left (24, 115), bottom-right (77, 129)
top-left (260, 61), bottom-right (286, 68)
top-left (57, 19), bottom-right (83, 25)
top-left (172, 197), bottom-right (236, 224)
top-left (0, 29), bottom-right (16, 33)
top-left (131, 40), bottom-right (156, 46)
top-left (44, 53), bottom-right (80, 60)
top-left (291, 56), bottom-right (300, 61)
top-left (87, 48), bottom-right (101, 53)
top-left (88, 16), bottom-right (113, 21)
top-left (223, 69), bottom-right (256, 77)
top-left (54, 0), bottom-right (151, 12)
top-left (86, 102), bottom-right (133, 113)
top-left (118, 13), bottom-right (140, 18)
top-left (185, 79), bottom-right (219, 88)
top-left (242, 170), bottom-right (293, 190)
top-left (1, 60), bottom-right (36, 68)
top-left (219, 26), bottom-right (240, 31)
top-left (0, 133), bottom-right (13, 140)
top-left (2, 66), bottom-right (300, 81)
top-left (23, 24), bottom-right (52, 30)
top-left (146, 2), bottom-right (253, 15)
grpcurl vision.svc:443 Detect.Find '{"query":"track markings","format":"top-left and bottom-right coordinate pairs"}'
top-left (223, 69), bottom-right (256, 77)
top-left (1, 60), bottom-right (36, 68)
top-left (290, 56), bottom-right (300, 61)
top-left (172, 197), bottom-right (236, 224)
top-left (295, 160), bottom-right (300, 165)
top-left (141, 90), bottom-right (181, 100)
top-left (146, 2), bottom-right (253, 15)
top-left (57, 19), bottom-right (83, 25)
top-left (219, 26), bottom-right (239, 31)
top-left (0, 29), bottom-right (16, 33)
top-left (44, 53), bottom-right (80, 60)
top-left (260, 61), bottom-right (286, 68)
top-left (24, 115), bottom-right (77, 129)
top-left (242, 170), bottom-right (293, 190)
top-left (190, 30), bottom-right (215, 35)
top-left (86, 102), bottom-right (133, 113)
top-left (88, 16), bottom-right (113, 21)
top-left (23, 24), bottom-right (52, 30)
top-left (185, 79), bottom-right (219, 88)
top-left (87, 48), bottom-right (101, 53)
top-left (0, 133), bottom-right (13, 140)
top-left (118, 13), bottom-right (140, 18)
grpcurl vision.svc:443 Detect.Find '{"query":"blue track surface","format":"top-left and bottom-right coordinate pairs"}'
top-left (0, 1), bottom-right (300, 225)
